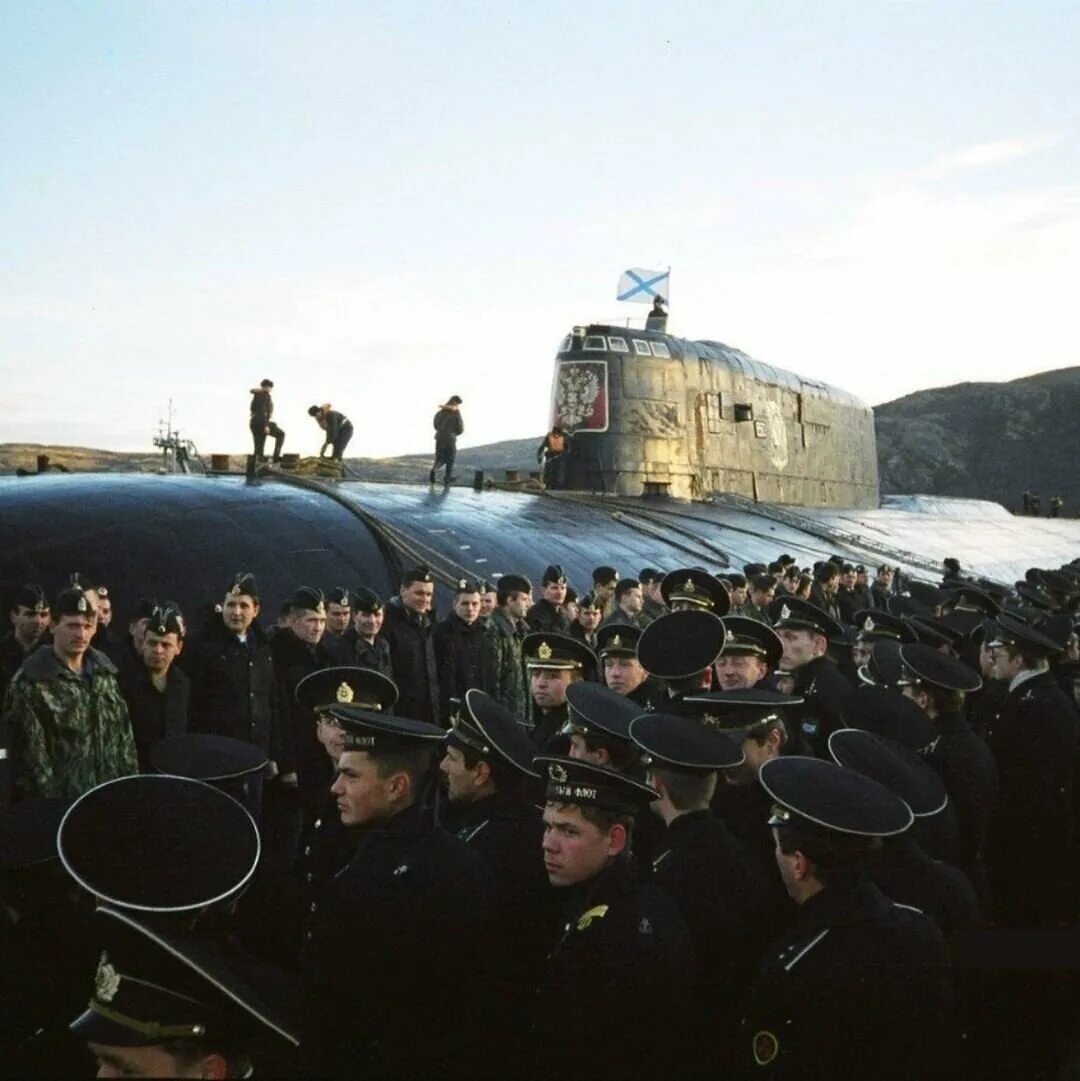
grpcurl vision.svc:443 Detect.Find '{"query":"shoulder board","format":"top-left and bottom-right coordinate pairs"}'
top-left (576, 904), bottom-right (609, 931)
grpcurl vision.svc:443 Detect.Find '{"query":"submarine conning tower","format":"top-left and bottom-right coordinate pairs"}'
top-left (549, 323), bottom-right (880, 509)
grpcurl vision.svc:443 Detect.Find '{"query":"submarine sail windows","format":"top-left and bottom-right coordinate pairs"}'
top-left (632, 339), bottom-right (651, 356)
top-left (583, 335), bottom-right (607, 351)
top-left (607, 336), bottom-right (629, 353)
top-left (734, 403), bottom-right (754, 422)
top-left (649, 342), bottom-right (671, 358)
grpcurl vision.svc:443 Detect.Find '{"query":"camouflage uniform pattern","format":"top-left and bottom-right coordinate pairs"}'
top-left (480, 607), bottom-right (527, 719)
top-left (3, 644), bottom-right (138, 800)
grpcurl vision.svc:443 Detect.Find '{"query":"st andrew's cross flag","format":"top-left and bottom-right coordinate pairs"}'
top-left (616, 267), bottom-right (670, 304)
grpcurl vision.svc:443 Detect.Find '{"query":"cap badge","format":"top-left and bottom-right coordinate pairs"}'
top-left (94, 954), bottom-right (121, 1003)
top-left (699, 713), bottom-right (723, 729)
top-left (459, 579), bottom-right (467, 590)
top-left (681, 579), bottom-right (696, 594)
top-left (336, 682), bottom-right (354, 703)
top-left (77, 595), bottom-right (88, 613)
top-left (538, 641), bottom-right (553, 661)
top-left (863, 616), bottom-right (876, 632)
top-left (315, 601), bottom-right (326, 615)
top-left (779, 604), bottom-right (792, 621)
top-left (230, 582), bottom-right (242, 596)
top-left (610, 634), bottom-right (623, 648)
top-left (548, 761), bottom-right (568, 782)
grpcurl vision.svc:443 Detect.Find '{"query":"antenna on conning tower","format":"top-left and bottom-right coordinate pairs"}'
top-left (152, 399), bottom-right (205, 475)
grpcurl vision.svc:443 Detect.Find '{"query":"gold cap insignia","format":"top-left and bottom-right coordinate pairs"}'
top-left (336, 682), bottom-right (354, 703)
top-left (77, 595), bottom-right (88, 613)
top-left (779, 604), bottom-right (792, 621)
top-left (548, 761), bottom-right (568, 782)
top-left (94, 954), bottom-right (121, 1003)
top-left (537, 641), bottom-right (553, 661)
top-left (610, 634), bottom-right (623, 648)
top-left (681, 579), bottom-right (696, 594)
top-left (863, 616), bottom-right (875, 632)
top-left (230, 582), bottom-right (241, 596)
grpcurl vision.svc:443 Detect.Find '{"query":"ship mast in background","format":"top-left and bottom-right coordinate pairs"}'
top-left (153, 400), bottom-right (204, 474)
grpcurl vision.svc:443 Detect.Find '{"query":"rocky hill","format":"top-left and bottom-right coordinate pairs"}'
top-left (874, 367), bottom-right (1080, 514)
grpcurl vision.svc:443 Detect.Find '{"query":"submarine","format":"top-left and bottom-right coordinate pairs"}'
top-left (1, 322), bottom-right (1077, 617)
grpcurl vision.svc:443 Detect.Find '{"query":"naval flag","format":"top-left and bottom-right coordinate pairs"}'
top-left (616, 267), bottom-right (670, 304)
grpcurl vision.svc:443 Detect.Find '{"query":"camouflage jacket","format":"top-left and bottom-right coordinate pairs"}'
top-left (480, 608), bottom-right (527, 720)
top-left (3, 644), bottom-right (137, 800)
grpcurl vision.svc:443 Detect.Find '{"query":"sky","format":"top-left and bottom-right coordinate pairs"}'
top-left (2, 2), bottom-right (1078, 457)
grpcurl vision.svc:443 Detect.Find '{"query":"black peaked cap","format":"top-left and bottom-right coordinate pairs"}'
top-left (596, 623), bottom-right (642, 657)
top-left (150, 735), bottom-right (268, 782)
top-left (853, 609), bottom-right (918, 644)
top-left (58, 776), bottom-right (260, 913)
top-left (629, 713), bottom-right (744, 771)
top-left (522, 632), bottom-right (597, 676)
top-left (856, 638), bottom-right (906, 688)
top-left (564, 681), bottom-right (642, 743)
top-left (898, 644), bottom-right (982, 693)
top-left (769, 596), bottom-right (844, 640)
top-left (986, 612), bottom-right (1062, 658)
top-left (680, 688), bottom-right (804, 736)
top-left (828, 729), bottom-right (948, 817)
top-left (760, 756), bottom-right (914, 836)
top-left (535, 755), bottom-right (657, 815)
top-left (296, 666), bottom-right (399, 712)
top-left (324, 707), bottom-right (445, 751)
top-left (845, 685), bottom-right (940, 753)
top-left (720, 616), bottom-right (784, 670)
top-left (637, 610), bottom-right (727, 680)
top-left (71, 906), bottom-right (298, 1050)
top-left (446, 689), bottom-right (541, 778)
top-left (660, 567), bottom-right (731, 615)
top-left (13, 583), bottom-right (49, 611)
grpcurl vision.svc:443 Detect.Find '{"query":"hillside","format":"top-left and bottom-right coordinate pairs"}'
top-left (874, 367), bottom-right (1080, 513)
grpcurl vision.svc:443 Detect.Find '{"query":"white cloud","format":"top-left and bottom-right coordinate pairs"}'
top-left (915, 133), bottom-right (1063, 182)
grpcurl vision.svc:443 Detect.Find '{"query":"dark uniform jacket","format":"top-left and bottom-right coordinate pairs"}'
top-left (649, 809), bottom-right (762, 1065)
top-left (871, 580), bottom-right (892, 610)
top-left (182, 619), bottom-right (280, 758)
top-left (927, 709), bottom-right (997, 881)
top-left (788, 655), bottom-right (852, 756)
top-left (528, 701), bottom-right (571, 755)
top-left (741, 878), bottom-right (951, 1080)
top-left (336, 628), bottom-right (393, 677)
top-left (866, 836), bottom-right (980, 938)
top-left (836, 586), bottom-right (861, 625)
top-left (117, 661), bottom-right (190, 769)
top-left (270, 630), bottom-right (337, 801)
top-left (0, 633), bottom-right (33, 707)
top-left (525, 598), bottom-right (571, 635)
top-left (302, 800), bottom-right (495, 1078)
top-left (433, 613), bottom-right (486, 720)
top-left (433, 405), bottom-right (464, 444)
top-left (381, 601), bottom-right (439, 723)
top-left (568, 621), bottom-right (599, 651)
top-left (531, 857), bottom-right (694, 1080)
top-left (626, 675), bottom-right (665, 712)
top-left (985, 670), bottom-right (1076, 925)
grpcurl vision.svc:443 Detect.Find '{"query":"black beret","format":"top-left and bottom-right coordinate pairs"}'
top-left (629, 713), bottom-right (744, 772)
top-left (226, 572), bottom-right (259, 600)
top-left (290, 586), bottom-right (326, 614)
top-left (637, 610), bottom-right (727, 680)
top-left (58, 776), bottom-right (260, 913)
top-left (496, 574), bottom-right (533, 596)
top-left (542, 565), bottom-right (568, 586)
top-left (401, 565), bottom-right (435, 587)
top-left (592, 565), bottom-right (619, 586)
top-left (577, 592), bottom-right (602, 611)
top-left (535, 755), bottom-right (657, 815)
top-left (352, 587), bottom-right (384, 613)
top-left (12, 583), bottom-right (48, 612)
top-left (53, 586), bottom-right (94, 618)
top-left (454, 577), bottom-right (485, 594)
top-left (146, 603), bottom-right (185, 638)
top-left (828, 729), bottom-right (948, 818)
top-left (638, 568), bottom-right (664, 584)
top-left (760, 756), bottom-right (914, 837)
top-left (128, 597), bottom-right (159, 622)
top-left (326, 587), bottom-right (352, 607)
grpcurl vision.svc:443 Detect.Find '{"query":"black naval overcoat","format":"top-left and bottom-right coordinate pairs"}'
top-left (525, 597), bottom-right (571, 635)
top-left (336, 627), bottom-right (393, 677)
top-left (866, 835), bottom-right (980, 938)
top-left (530, 856), bottom-right (694, 1080)
top-left (985, 671), bottom-right (1077, 924)
top-left (302, 800), bottom-right (495, 1078)
top-left (433, 612), bottom-right (486, 720)
top-left (741, 878), bottom-right (951, 1080)
top-left (787, 656), bottom-right (852, 756)
top-left (381, 601), bottom-right (440, 722)
top-left (182, 619), bottom-right (280, 757)
top-left (649, 808), bottom-right (763, 1067)
top-left (117, 661), bottom-right (190, 769)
